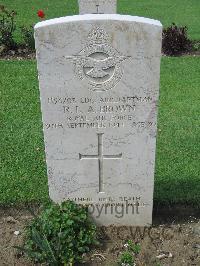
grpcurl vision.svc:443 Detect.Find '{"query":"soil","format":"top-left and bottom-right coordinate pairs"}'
top-left (0, 206), bottom-right (200, 266)
top-left (0, 49), bottom-right (35, 60)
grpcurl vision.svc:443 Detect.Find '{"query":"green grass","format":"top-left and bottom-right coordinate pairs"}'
top-left (119, 0), bottom-right (200, 40)
top-left (1, 0), bottom-right (200, 40)
top-left (0, 60), bottom-right (48, 204)
top-left (155, 56), bottom-right (200, 204)
top-left (0, 57), bottom-right (200, 205)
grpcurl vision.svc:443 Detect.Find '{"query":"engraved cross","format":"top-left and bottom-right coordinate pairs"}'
top-left (79, 133), bottom-right (122, 193)
top-left (93, 4), bottom-right (104, 14)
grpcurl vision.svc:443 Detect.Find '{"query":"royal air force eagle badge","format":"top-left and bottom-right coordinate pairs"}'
top-left (66, 28), bottom-right (130, 91)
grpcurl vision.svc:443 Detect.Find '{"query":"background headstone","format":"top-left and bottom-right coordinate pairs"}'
top-left (34, 14), bottom-right (162, 226)
top-left (78, 0), bottom-right (117, 14)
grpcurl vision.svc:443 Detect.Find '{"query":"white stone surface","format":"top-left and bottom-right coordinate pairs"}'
top-left (34, 14), bottom-right (162, 226)
top-left (78, 0), bottom-right (117, 14)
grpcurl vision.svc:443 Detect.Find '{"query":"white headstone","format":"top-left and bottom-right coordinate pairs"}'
top-left (34, 14), bottom-right (162, 226)
top-left (78, 0), bottom-right (117, 14)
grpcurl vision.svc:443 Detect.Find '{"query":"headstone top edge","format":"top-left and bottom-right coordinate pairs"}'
top-left (34, 14), bottom-right (162, 30)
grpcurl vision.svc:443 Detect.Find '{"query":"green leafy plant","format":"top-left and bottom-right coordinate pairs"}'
top-left (162, 23), bottom-right (192, 56)
top-left (0, 5), bottom-right (17, 50)
top-left (119, 251), bottom-right (135, 266)
top-left (118, 240), bottom-right (141, 265)
top-left (15, 201), bottom-right (98, 265)
top-left (127, 240), bottom-right (141, 255)
top-left (20, 25), bottom-right (35, 50)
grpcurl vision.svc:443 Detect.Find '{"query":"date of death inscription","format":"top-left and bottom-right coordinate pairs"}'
top-left (45, 95), bottom-right (156, 130)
